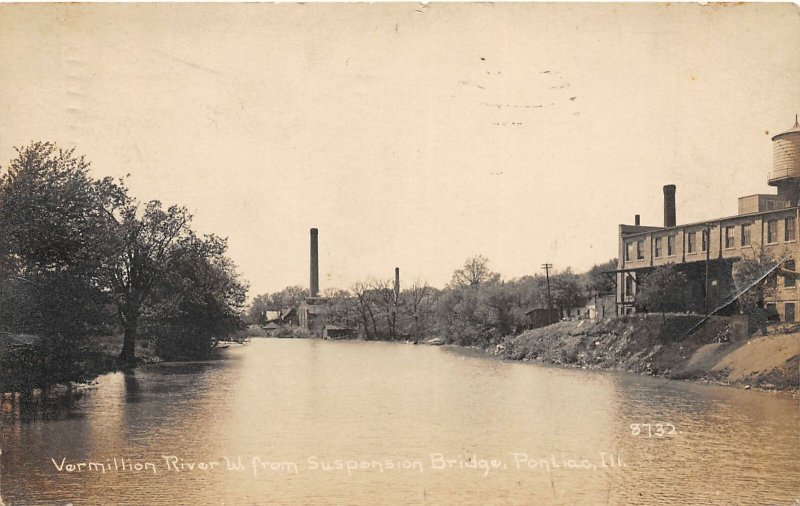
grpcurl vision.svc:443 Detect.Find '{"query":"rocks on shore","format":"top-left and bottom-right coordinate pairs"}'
top-left (491, 315), bottom-right (799, 392)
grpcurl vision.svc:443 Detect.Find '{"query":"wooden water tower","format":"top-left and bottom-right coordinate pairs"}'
top-left (770, 116), bottom-right (800, 205)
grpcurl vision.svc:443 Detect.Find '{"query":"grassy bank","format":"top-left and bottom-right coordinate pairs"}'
top-left (490, 315), bottom-right (799, 392)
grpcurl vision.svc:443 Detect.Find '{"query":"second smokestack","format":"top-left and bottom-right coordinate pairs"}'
top-left (663, 185), bottom-right (676, 228)
top-left (310, 228), bottom-right (319, 298)
top-left (394, 267), bottom-right (400, 300)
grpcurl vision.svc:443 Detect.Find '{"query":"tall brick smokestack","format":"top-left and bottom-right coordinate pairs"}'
top-left (310, 228), bottom-right (319, 297)
top-left (663, 185), bottom-right (676, 228)
top-left (394, 267), bottom-right (400, 300)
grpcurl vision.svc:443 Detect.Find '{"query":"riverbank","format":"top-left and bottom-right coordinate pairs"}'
top-left (0, 332), bottom-right (243, 394)
top-left (488, 314), bottom-right (800, 392)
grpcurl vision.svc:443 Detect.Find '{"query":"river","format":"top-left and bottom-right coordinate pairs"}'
top-left (1, 339), bottom-right (798, 505)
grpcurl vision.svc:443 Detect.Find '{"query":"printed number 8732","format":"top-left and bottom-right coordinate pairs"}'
top-left (630, 423), bottom-right (677, 437)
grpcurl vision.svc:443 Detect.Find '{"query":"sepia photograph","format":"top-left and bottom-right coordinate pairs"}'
top-left (0, 2), bottom-right (798, 504)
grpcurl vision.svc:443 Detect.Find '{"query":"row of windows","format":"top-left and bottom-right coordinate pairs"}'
top-left (687, 230), bottom-right (708, 254)
top-left (653, 236), bottom-right (676, 258)
top-left (625, 240), bottom-right (645, 262)
top-left (625, 216), bottom-right (797, 261)
top-left (724, 217), bottom-right (796, 249)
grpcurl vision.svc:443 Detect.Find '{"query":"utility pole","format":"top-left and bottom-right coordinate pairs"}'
top-left (542, 263), bottom-right (553, 311)
top-left (704, 223), bottom-right (711, 315)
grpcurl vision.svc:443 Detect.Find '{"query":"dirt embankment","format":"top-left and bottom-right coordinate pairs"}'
top-left (491, 315), bottom-right (800, 391)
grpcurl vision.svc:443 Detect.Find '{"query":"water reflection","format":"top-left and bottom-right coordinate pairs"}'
top-left (1, 388), bottom-right (87, 424)
top-left (123, 371), bottom-right (140, 404)
top-left (2, 340), bottom-right (799, 505)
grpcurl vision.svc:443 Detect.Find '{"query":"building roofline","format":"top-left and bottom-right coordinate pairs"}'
top-left (619, 205), bottom-right (798, 239)
top-left (738, 193), bottom-right (783, 199)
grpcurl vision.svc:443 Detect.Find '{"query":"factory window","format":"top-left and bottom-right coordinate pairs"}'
top-left (786, 260), bottom-right (796, 288)
top-left (687, 232), bottom-right (696, 254)
top-left (625, 242), bottom-right (633, 262)
top-left (701, 230), bottom-right (709, 253)
top-left (786, 217), bottom-right (796, 242)
top-left (767, 220), bottom-right (778, 244)
top-left (667, 235), bottom-right (676, 256)
top-left (654, 237), bottom-right (662, 258)
top-left (724, 226), bottom-right (735, 249)
top-left (636, 240), bottom-right (644, 260)
top-left (786, 303), bottom-right (796, 323)
top-left (625, 276), bottom-right (634, 297)
top-left (741, 223), bottom-right (751, 246)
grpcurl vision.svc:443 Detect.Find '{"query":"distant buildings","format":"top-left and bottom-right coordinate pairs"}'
top-left (615, 118), bottom-right (800, 321)
top-left (298, 296), bottom-right (327, 335)
top-left (298, 228), bottom-right (327, 335)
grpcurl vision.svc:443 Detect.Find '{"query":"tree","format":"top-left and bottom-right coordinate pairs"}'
top-left (550, 269), bottom-right (587, 311)
top-left (267, 285), bottom-right (308, 309)
top-left (0, 142), bottom-right (126, 276)
top-left (400, 281), bottom-right (433, 338)
top-left (0, 143), bottom-right (121, 339)
top-left (247, 293), bottom-right (271, 324)
top-left (351, 281), bottom-right (380, 339)
top-left (246, 286), bottom-right (308, 325)
top-left (733, 249), bottom-right (779, 335)
top-left (635, 265), bottom-right (690, 313)
top-left (449, 255), bottom-right (501, 288)
top-left (324, 289), bottom-right (359, 332)
top-left (145, 234), bottom-right (247, 359)
top-left (0, 141), bottom-right (248, 371)
top-left (435, 285), bottom-right (482, 345)
top-left (102, 200), bottom-right (194, 362)
top-left (0, 142), bottom-right (123, 386)
top-left (372, 279), bottom-right (401, 340)
top-left (586, 258), bottom-right (617, 294)
top-left (476, 283), bottom-right (517, 339)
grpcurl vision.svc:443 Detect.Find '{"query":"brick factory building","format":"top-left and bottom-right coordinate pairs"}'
top-left (615, 118), bottom-right (799, 321)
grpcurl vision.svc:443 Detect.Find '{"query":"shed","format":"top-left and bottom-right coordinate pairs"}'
top-left (323, 325), bottom-right (353, 340)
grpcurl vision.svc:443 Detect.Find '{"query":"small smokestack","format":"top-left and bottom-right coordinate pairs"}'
top-left (635, 214), bottom-right (641, 226)
top-left (310, 228), bottom-right (319, 297)
top-left (394, 267), bottom-right (400, 300)
top-left (663, 185), bottom-right (676, 228)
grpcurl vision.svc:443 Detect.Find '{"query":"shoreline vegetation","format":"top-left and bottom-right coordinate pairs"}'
top-left (1, 142), bottom-right (797, 397)
top-left (246, 314), bottom-right (800, 394)
top-left (0, 142), bottom-right (247, 394)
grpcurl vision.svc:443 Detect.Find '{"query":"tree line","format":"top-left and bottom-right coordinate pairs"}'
top-left (0, 142), bottom-right (247, 388)
top-left (248, 255), bottom-right (617, 346)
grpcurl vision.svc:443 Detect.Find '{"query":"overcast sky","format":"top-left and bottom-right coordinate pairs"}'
top-left (1, 3), bottom-right (798, 296)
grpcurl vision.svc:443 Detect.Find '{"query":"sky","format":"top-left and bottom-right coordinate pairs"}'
top-left (1, 3), bottom-right (798, 297)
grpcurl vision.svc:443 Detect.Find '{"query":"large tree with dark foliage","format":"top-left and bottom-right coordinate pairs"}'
top-left (102, 199), bottom-right (196, 362)
top-left (0, 143), bottom-right (122, 385)
top-left (0, 141), bottom-right (247, 369)
top-left (145, 233), bottom-right (247, 359)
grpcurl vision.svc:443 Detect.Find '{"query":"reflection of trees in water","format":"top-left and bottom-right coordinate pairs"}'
top-left (123, 370), bottom-right (140, 403)
top-left (1, 359), bottom-right (228, 428)
top-left (1, 386), bottom-right (88, 424)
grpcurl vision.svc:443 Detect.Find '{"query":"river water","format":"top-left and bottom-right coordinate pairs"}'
top-left (1, 339), bottom-right (798, 505)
